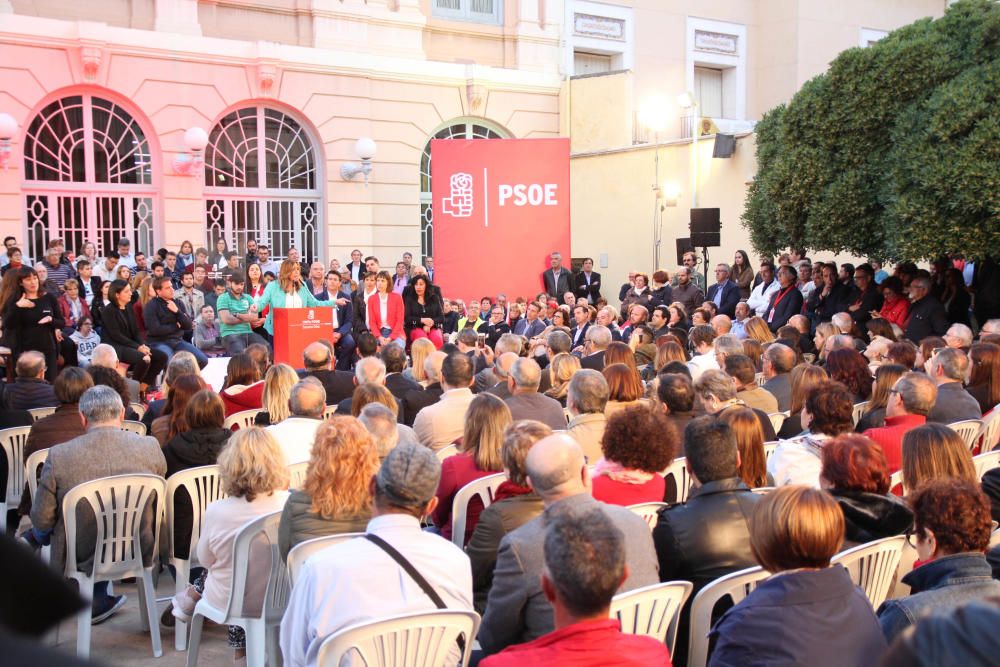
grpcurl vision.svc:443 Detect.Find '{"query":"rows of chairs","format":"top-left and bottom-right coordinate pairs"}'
top-left (222, 406), bottom-right (340, 431)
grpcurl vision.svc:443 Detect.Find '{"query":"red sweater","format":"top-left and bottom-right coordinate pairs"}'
top-left (864, 414), bottom-right (927, 473)
top-left (432, 451), bottom-right (495, 543)
top-left (880, 295), bottom-right (910, 328)
top-left (591, 473), bottom-right (666, 506)
top-left (481, 619), bottom-right (672, 667)
top-left (220, 380), bottom-right (265, 418)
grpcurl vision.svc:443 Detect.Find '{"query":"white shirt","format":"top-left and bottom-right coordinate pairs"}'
top-left (379, 294), bottom-right (389, 324)
top-left (285, 290), bottom-right (303, 309)
top-left (267, 417), bottom-right (323, 464)
top-left (412, 387), bottom-right (475, 451)
top-left (280, 513), bottom-right (473, 667)
top-left (117, 251), bottom-right (137, 269)
top-left (798, 281), bottom-right (816, 301)
top-left (95, 261), bottom-right (119, 282)
top-left (767, 432), bottom-right (831, 488)
top-left (747, 279), bottom-right (780, 317)
top-left (197, 492), bottom-right (290, 612)
top-left (687, 351), bottom-right (720, 383)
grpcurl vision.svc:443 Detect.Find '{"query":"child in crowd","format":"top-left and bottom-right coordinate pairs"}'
top-left (70, 316), bottom-right (101, 367)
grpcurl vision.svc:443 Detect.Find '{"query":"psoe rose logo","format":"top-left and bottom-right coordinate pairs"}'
top-left (308, 309), bottom-right (314, 320)
top-left (441, 172), bottom-right (474, 217)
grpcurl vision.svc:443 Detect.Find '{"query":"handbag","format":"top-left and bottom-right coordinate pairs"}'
top-left (363, 533), bottom-right (466, 652)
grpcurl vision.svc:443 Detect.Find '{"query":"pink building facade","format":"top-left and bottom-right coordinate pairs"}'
top-left (0, 2), bottom-right (562, 265)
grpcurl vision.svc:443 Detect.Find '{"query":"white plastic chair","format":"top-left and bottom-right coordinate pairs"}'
top-left (974, 450), bottom-right (1000, 482)
top-left (979, 405), bottom-right (1000, 452)
top-left (223, 409), bottom-right (262, 431)
top-left (949, 419), bottom-right (985, 453)
top-left (316, 609), bottom-right (480, 667)
top-left (688, 565), bottom-right (771, 667)
top-left (0, 425), bottom-right (32, 533)
top-left (754, 372), bottom-right (766, 387)
top-left (610, 580), bottom-right (693, 656)
top-left (288, 461), bottom-right (309, 489)
top-left (24, 447), bottom-right (51, 563)
top-left (165, 465), bottom-right (226, 650)
top-left (186, 510), bottom-right (288, 667)
top-left (286, 532), bottom-right (363, 587)
top-left (323, 405), bottom-right (338, 420)
top-left (121, 420), bottom-right (147, 436)
top-left (750, 486), bottom-right (775, 495)
top-left (852, 401), bottom-right (870, 427)
top-left (130, 402), bottom-right (147, 420)
top-left (766, 411), bottom-right (788, 432)
top-left (62, 474), bottom-right (165, 659)
top-left (661, 457), bottom-right (691, 504)
top-left (831, 535), bottom-right (906, 609)
top-left (763, 441), bottom-right (778, 461)
top-left (889, 470), bottom-right (905, 495)
top-left (450, 472), bottom-right (506, 548)
top-left (27, 406), bottom-right (57, 422)
top-left (436, 444), bottom-right (459, 462)
top-left (626, 501), bottom-right (668, 531)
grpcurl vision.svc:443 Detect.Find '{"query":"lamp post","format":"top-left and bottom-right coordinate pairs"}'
top-left (639, 96), bottom-right (671, 269)
top-left (677, 92), bottom-right (699, 209)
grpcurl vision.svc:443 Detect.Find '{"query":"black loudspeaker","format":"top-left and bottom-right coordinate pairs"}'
top-left (676, 238), bottom-right (692, 266)
top-left (690, 208), bottom-right (721, 247)
top-left (713, 133), bottom-right (736, 158)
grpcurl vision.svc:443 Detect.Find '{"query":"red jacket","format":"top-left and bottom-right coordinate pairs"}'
top-left (57, 294), bottom-right (91, 329)
top-left (880, 295), bottom-right (910, 328)
top-left (220, 380), bottom-right (265, 418)
top-left (367, 291), bottom-right (404, 341)
top-left (480, 619), bottom-right (672, 667)
top-left (591, 474), bottom-right (666, 507)
top-left (864, 414), bottom-right (927, 473)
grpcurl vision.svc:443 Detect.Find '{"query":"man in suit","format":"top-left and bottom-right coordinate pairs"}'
top-left (513, 301), bottom-right (547, 339)
top-left (764, 264), bottom-right (805, 333)
top-left (502, 359), bottom-right (566, 431)
top-left (346, 248), bottom-right (365, 285)
top-left (905, 276), bottom-right (950, 344)
top-left (380, 345), bottom-right (422, 424)
top-left (569, 304), bottom-right (591, 349)
top-left (761, 343), bottom-right (795, 412)
top-left (301, 341), bottom-right (355, 406)
top-left (403, 351), bottom-right (446, 426)
top-left (26, 385), bottom-right (166, 623)
top-left (580, 325), bottom-right (611, 371)
top-left (322, 272), bottom-right (355, 369)
top-left (706, 263), bottom-right (741, 318)
top-left (573, 257), bottom-right (602, 304)
top-left (478, 433), bottom-right (659, 655)
top-left (542, 252), bottom-right (572, 305)
top-left (926, 348), bottom-right (983, 424)
top-left (75, 258), bottom-right (103, 304)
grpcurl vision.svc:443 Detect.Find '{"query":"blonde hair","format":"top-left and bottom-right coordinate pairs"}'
top-left (789, 364), bottom-right (829, 416)
top-left (409, 338), bottom-right (435, 383)
top-left (217, 427), bottom-right (289, 501)
top-left (744, 316), bottom-right (775, 344)
top-left (901, 423), bottom-right (976, 494)
top-left (750, 485), bottom-right (844, 572)
top-left (277, 259), bottom-right (302, 293)
top-left (462, 393), bottom-right (512, 472)
top-left (137, 275), bottom-right (156, 306)
top-left (262, 363), bottom-right (299, 424)
top-left (545, 353), bottom-right (581, 402)
top-left (305, 417), bottom-right (378, 519)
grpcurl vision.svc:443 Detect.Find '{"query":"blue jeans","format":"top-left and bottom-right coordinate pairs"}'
top-left (150, 339), bottom-right (208, 369)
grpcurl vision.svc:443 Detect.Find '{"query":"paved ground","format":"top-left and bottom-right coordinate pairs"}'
top-left (47, 575), bottom-right (236, 666)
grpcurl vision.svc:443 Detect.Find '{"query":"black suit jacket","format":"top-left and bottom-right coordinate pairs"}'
top-left (402, 382), bottom-right (443, 427)
top-left (570, 322), bottom-right (590, 348)
top-left (580, 350), bottom-right (605, 371)
top-left (764, 286), bottom-right (805, 332)
top-left (301, 369), bottom-right (356, 405)
top-left (573, 271), bottom-right (602, 303)
top-left (706, 280), bottom-right (741, 318)
top-left (905, 296), bottom-right (949, 344)
top-left (385, 373), bottom-right (422, 423)
top-left (351, 291), bottom-right (370, 336)
top-left (542, 269), bottom-right (572, 303)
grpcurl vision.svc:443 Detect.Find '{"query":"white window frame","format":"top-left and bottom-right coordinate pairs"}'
top-left (431, 0), bottom-right (503, 26)
top-left (564, 0), bottom-right (634, 77)
top-left (859, 28), bottom-right (889, 48)
top-left (22, 93), bottom-right (158, 263)
top-left (686, 16), bottom-right (747, 123)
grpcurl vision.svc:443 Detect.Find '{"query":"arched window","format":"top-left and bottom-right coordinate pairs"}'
top-left (23, 94), bottom-right (156, 261)
top-left (204, 106), bottom-right (321, 263)
top-left (419, 120), bottom-right (509, 262)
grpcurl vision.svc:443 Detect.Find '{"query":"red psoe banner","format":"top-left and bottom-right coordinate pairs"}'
top-left (431, 138), bottom-right (571, 303)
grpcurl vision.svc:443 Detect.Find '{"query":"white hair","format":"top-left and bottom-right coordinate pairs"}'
top-left (90, 344), bottom-right (119, 369)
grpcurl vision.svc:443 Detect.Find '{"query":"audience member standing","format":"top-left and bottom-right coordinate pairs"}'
top-left (1, 266), bottom-right (64, 382)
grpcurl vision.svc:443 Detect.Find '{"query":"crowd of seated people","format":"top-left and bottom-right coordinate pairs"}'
top-left (3, 239), bottom-right (1000, 667)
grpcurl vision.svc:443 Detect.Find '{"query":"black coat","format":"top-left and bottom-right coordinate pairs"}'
top-left (829, 488), bottom-right (912, 549)
top-left (573, 271), bottom-right (602, 303)
top-left (904, 295), bottom-right (949, 344)
top-left (101, 302), bottom-right (145, 350)
top-left (2, 293), bottom-right (63, 354)
top-left (403, 382), bottom-right (444, 427)
top-left (301, 369), bottom-right (356, 406)
top-left (143, 297), bottom-right (193, 343)
top-left (164, 427), bottom-right (232, 559)
top-left (351, 290), bottom-right (370, 337)
top-left (403, 293), bottom-right (444, 335)
top-left (764, 285), bottom-right (804, 332)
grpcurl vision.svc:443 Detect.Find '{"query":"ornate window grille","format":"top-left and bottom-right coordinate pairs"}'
top-left (419, 120), bottom-right (508, 263)
top-left (23, 94), bottom-right (156, 262)
top-left (204, 106), bottom-right (321, 263)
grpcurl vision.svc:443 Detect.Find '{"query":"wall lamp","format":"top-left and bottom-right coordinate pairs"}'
top-left (0, 113), bottom-right (18, 171)
top-left (172, 126), bottom-right (209, 176)
top-left (341, 137), bottom-right (377, 186)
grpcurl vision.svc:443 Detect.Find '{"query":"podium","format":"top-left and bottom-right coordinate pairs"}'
top-left (273, 307), bottom-right (334, 367)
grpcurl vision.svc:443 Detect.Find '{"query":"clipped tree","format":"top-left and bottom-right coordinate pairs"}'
top-left (743, 0), bottom-right (1000, 261)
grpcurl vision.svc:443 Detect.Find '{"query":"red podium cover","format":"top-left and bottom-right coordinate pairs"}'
top-left (273, 307), bottom-right (333, 368)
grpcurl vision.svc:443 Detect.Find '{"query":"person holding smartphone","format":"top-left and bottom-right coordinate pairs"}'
top-left (0, 266), bottom-right (64, 382)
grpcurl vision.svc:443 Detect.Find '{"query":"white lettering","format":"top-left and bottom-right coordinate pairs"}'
top-left (497, 183), bottom-right (560, 207)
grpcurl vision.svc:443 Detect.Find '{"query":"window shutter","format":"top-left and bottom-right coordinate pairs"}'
top-left (434, 0), bottom-right (462, 10)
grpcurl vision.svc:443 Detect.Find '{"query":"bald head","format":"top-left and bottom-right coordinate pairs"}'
top-left (711, 315), bottom-right (732, 335)
top-left (495, 352), bottom-right (519, 380)
top-left (303, 341), bottom-right (332, 371)
top-left (510, 358), bottom-right (542, 392)
top-left (525, 434), bottom-right (587, 502)
top-left (289, 377), bottom-right (326, 418)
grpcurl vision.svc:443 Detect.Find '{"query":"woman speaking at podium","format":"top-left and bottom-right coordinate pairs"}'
top-left (258, 259), bottom-right (336, 338)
